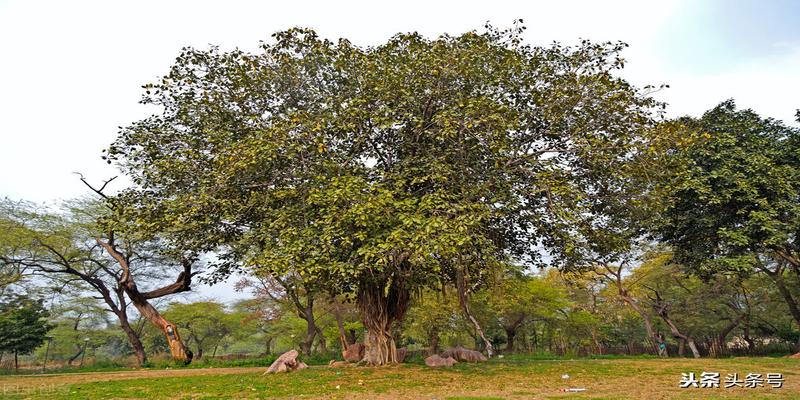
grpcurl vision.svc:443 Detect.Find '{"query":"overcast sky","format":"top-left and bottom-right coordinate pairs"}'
top-left (1, 0), bottom-right (798, 302)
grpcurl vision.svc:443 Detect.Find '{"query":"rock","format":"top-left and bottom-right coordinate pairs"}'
top-left (396, 346), bottom-right (408, 363)
top-left (441, 346), bottom-right (487, 362)
top-left (328, 360), bottom-right (352, 367)
top-left (425, 354), bottom-right (457, 367)
top-left (342, 343), bottom-right (365, 362)
top-left (265, 350), bottom-right (307, 373)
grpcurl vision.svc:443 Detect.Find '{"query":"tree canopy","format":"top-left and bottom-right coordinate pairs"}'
top-left (105, 24), bottom-right (661, 365)
top-left (0, 294), bottom-right (52, 371)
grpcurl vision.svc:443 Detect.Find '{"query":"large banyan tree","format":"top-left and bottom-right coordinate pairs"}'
top-left (107, 23), bottom-right (660, 365)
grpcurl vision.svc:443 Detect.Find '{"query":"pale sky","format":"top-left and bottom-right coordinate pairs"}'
top-left (1, 0), bottom-right (798, 302)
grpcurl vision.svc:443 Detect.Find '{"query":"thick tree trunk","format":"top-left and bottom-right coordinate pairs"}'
top-left (357, 276), bottom-right (410, 366)
top-left (363, 325), bottom-right (397, 365)
top-left (759, 263), bottom-right (800, 357)
top-left (686, 339), bottom-right (701, 358)
top-left (503, 316), bottom-right (524, 353)
top-left (299, 304), bottom-right (318, 357)
top-left (129, 294), bottom-right (192, 363)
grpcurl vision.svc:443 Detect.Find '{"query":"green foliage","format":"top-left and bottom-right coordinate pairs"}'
top-left (405, 290), bottom-right (464, 348)
top-left (657, 100), bottom-right (800, 276)
top-left (105, 24), bottom-right (661, 315)
top-left (0, 295), bottom-right (53, 357)
top-left (163, 301), bottom-right (244, 358)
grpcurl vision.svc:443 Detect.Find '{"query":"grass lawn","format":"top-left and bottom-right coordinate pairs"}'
top-left (0, 357), bottom-right (797, 399)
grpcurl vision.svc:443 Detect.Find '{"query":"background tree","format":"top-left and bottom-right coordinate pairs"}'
top-left (0, 295), bottom-right (52, 372)
top-left (405, 289), bottom-right (461, 355)
top-left (163, 301), bottom-right (238, 359)
top-left (475, 272), bottom-right (568, 353)
top-left (0, 197), bottom-right (198, 365)
top-left (656, 101), bottom-right (800, 354)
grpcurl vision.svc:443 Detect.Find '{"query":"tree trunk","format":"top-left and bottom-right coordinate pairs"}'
top-left (357, 276), bottom-right (409, 366)
top-left (315, 327), bottom-right (328, 354)
top-left (96, 239), bottom-right (193, 364)
top-left (67, 345), bottom-right (84, 365)
top-left (678, 338), bottom-right (685, 357)
top-left (456, 268), bottom-right (494, 357)
top-left (505, 327), bottom-right (517, 353)
top-left (742, 315), bottom-right (754, 354)
top-left (711, 313), bottom-right (746, 358)
top-left (14, 351), bottom-right (18, 373)
top-left (333, 299), bottom-right (350, 350)
top-left (265, 336), bottom-right (273, 354)
top-left (620, 293), bottom-right (665, 356)
top-left (687, 339), bottom-right (701, 358)
top-left (759, 264), bottom-right (800, 357)
top-left (300, 304), bottom-right (318, 357)
top-left (131, 296), bottom-right (192, 363)
top-left (428, 329), bottom-right (440, 355)
top-left (119, 314), bottom-right (147, 366)
top-left (655, 306), bottom-right (700, 358)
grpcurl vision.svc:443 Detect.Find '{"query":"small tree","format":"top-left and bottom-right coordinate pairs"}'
top-left (0, 198), bottom-right (198, 365)
top-left (0, 295), bottom-right (52, 372)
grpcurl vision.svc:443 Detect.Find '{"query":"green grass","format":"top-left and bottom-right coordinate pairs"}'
top-left (0, 356), bottom-right (797, 399)
top-left (2, 353), bottom-right (341, 376)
